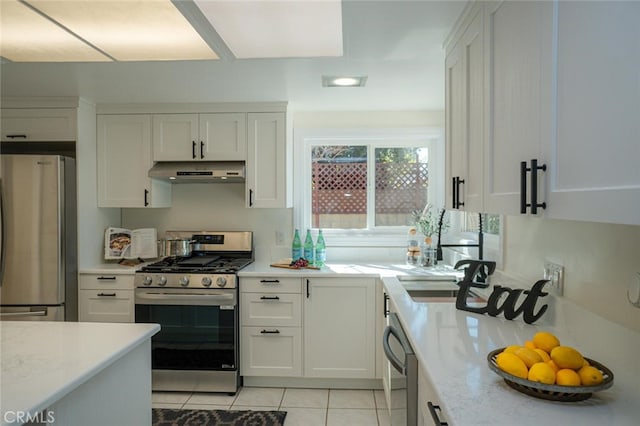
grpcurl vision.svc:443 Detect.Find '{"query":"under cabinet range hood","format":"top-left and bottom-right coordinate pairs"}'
top-left (148, 161), bottom-right (245, 183)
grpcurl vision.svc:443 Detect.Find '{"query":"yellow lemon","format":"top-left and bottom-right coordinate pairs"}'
top-left (547, 360), bottom-right (560, 373)
top-left (578, 365), bottom-right (604, 386)
top-left (496, 352), bottom-right (529, 379)
top-left (582, 359), bottom-right (590, 367)
top-left (528, 362), bottom-right (556, 385)
top-left (515, 347), bottom-right (543, 368)
top-left (503, 345), bottom-right (521, 355)
top-left (524, 340), bottom-right (537, 350)
top-left (550, 346), bottom-right (585, 370)
top-left (534, 348), bottom-right (551, 363)
top-left (556, 369), bottom-right (581, 386)
top-left (532, 331), bottom-right (560, 353)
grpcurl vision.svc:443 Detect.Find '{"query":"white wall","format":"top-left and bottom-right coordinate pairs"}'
top-left (293, 110), bottom-right (444, 128)
top-left (121, 183), bottom-right (292, 263)
top-left (502, 215), bottom-right (640, 332)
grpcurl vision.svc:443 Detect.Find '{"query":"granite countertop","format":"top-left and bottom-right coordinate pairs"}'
top-left (0, 321), bottom-right (160, 424)
top-left (382, 275), bottom-right (640, 425)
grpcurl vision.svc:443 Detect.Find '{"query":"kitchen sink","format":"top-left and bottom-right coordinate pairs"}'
top-left (406, 288), bottom-right (485, 304)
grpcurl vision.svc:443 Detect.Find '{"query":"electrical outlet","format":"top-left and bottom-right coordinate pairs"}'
top-left (275, 231), bottom-right (285, 246)
top-left (543, 261), bottom-right (564, 296)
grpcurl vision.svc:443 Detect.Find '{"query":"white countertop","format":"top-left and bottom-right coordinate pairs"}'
top-left (383, 276), bottom-right (640, 425)
top-left (79, 261), bottom-right (158, 275)
top-left (0, 321), bottom-right (160, 424)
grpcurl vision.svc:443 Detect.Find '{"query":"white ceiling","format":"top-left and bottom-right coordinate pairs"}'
top-left (0, 1), bottom-right (465, 111)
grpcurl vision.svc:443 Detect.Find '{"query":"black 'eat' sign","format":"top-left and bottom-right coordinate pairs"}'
top-left (456, 279), bottom-right (551, 324)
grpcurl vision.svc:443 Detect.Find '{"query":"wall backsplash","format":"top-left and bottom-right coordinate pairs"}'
top-left (502, 215), bottom-right (640, 332)
top-left (121, 183), bottom-right (293, 263)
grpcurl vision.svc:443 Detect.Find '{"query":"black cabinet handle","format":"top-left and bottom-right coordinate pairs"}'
top-left (97, 276), bottom-right (116, 281)
top-left (456, 177), bottom-right (465, 208)
top-left (428, 402), bottom-right (448, 425)
top-left (306, 279), bottom-right (310, 298)
top-left (452, 177), bottom-right (457, 209)
top-left (383, 293), bottom-right (389, 318)
top-left (144, 189), bottom-right (149, 207)
top-left (249, 189), bottom-right (253, 207)
top-left (260, 329), bottom-right (280, 334)
top-left (192, 141), bottom-right (196, 159)
top-left (6, 134), bottom-right (27, 139)
top-left (260, 296), bottom-right (280, 300)
top-left (97, 292), bottom-right (116, 297)
top-left (200, 141), bottom-right (205, 159)
top-left (520, 159), bottom-right (547, 214)
top-left (260, 279), bottom-right (280, 284)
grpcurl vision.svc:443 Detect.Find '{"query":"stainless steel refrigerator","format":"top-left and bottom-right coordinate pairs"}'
top-left (0, 154), bottom-right (77, 321)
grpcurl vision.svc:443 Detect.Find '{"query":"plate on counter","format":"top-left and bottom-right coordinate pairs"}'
top-left (487, 348), bottom-right (614, 402)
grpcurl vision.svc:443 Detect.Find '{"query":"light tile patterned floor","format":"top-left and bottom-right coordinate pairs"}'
top-left (152, 387), bottom-right (390, 426)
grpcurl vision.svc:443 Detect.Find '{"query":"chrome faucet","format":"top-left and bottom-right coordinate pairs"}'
top-left (435, 209), bottom-right (484, 262)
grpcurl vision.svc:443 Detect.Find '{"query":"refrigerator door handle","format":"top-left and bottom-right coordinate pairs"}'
top-left (0, 308), bottom-right (48, 318)
top-left (0, 177), bottom-right (5, 287)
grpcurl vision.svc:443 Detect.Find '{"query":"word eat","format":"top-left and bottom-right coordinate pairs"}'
top-left (456, 279), bottom-right (550, 324)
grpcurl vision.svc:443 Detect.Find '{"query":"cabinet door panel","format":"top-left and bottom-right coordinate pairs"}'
top-left (97, 115), bottom-right (153, 207)
top-left (152, 114), bottom-right (198, 161)
top-left (241, 293), bottom-right (301, 327)
top-left (1, 108), bottom-right (77, 141)
top-left (548, 1), bottom-right (640, 225)
top-left (78, 289), bottom-right (134, 323)
top-left (246, 113), bottom-right (286, 208)
top-left (304, 278), bottom-right (376, 379)
top-left (445, 42), bottom-right (464, 210)
top-left (200, 113), bottom-right (246, 161)
top-left (483, 1), bottom-right (553, 215)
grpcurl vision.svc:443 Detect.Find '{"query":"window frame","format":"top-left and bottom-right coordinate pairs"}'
top-left (293, 127), bottom-right (445, 247)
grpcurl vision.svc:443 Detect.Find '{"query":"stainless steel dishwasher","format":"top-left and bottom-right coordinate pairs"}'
top-left (383, 310), bottom-right (418, 426)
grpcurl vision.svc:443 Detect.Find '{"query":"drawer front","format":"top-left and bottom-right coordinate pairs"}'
top-left (240, 326), bottom-right (302, 377)
top-left (240, 277), bottom-right (301, 294)
top-left (79, 273), bottom-right (134, 290)
top-left (78, 289), bottom-right (134, 323)
top-left (1, 109), bottom-right (77, 141)
top-left (241, 293), bottom-right (301, 327)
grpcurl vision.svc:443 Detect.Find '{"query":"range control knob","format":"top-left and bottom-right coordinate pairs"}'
top-left (142, 276), bottom-right (153, 286)
top-left (201, 277), bottom-right (212, 287)
top-left (179, 276), bottom-right (190, 287)
top-left (158, 276), bottom-right (167, 286)
top-left (216, 277), bottom-right (227, 288)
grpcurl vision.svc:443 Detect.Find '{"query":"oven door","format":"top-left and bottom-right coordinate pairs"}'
top-left (135, 288), bottom-right (238, 372)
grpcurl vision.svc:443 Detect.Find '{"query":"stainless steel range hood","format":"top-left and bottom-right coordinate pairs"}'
top-left (148, 161), bottom-right (245, 183)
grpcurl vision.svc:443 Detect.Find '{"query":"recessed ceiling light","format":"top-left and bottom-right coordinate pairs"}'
top-left (322, 76), bottom-right (367, 87)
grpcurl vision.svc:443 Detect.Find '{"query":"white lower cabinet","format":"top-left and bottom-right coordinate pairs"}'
top-left (418, 364), bottom-right (449, 426)
top-left (78, 273), bottom-right (135, 323)
top-left (240, 277), bottom-right (303, 377)
top-left (240, 275), bottom-right (378, 380)
top-left (304, 277), bottom-right (377, 379)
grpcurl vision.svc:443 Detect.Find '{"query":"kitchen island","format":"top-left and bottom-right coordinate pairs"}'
top-left (383, 274), bottom-right (640, 425)
top-left (0, 321), bottom-right (159, 426)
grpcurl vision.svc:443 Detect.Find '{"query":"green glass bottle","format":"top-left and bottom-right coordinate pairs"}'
top-left (315, 229), bottom-right (326, 267)
top-left (291, 229), bottom-right (302, 261)
top-left (303, 229), bottom-right (314, 265)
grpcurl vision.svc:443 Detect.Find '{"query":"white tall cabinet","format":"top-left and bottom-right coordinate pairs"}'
top-left (446, 1), bottom-right (639, 225)
top-left (97, 114), bottom-right (171, 208)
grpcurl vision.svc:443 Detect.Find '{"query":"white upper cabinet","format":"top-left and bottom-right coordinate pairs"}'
top-left (546, 1), bottom-right (640, 225)
top-left (246, 112), bottom-right (286, 208)
top-left (97, 114), bottom-right (171, 208)
top-left (445, 4), bottom-right (484, 212)
top-left (482, 0), bottom-right (554, 216)
top-left (1, 108), bottom-right (77, 141)
top-left (152, 113), bottom-right (246, 162)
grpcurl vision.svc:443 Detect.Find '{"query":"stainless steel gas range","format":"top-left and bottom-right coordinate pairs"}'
top-left (134, 231), bottom-right (253, 394)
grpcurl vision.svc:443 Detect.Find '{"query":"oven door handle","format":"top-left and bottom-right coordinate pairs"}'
top-left (135, 292), bottom-right (235, 306)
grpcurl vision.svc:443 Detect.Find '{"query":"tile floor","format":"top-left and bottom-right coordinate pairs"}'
top-left (152, 387), bottom-right (390, 426)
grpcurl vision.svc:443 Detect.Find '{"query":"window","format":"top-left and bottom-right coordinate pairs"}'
top-left (294, 128), bottom-right (444, 246)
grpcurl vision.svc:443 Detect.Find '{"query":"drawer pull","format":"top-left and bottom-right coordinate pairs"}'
top-left (428, 402), bottom-right (448, 425)
top-left (97, 292), bottom-right (117, 297)
top-left (260, 329), bottom-right (280, 334)
top-left (260, 296), bottom-right (280, 300)
top-left (97, 276), bottom-right (117, 280)
top-left (260, 279), bottom-right (280, 284)
top-left (6, 134), bottom-right (27, 139)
